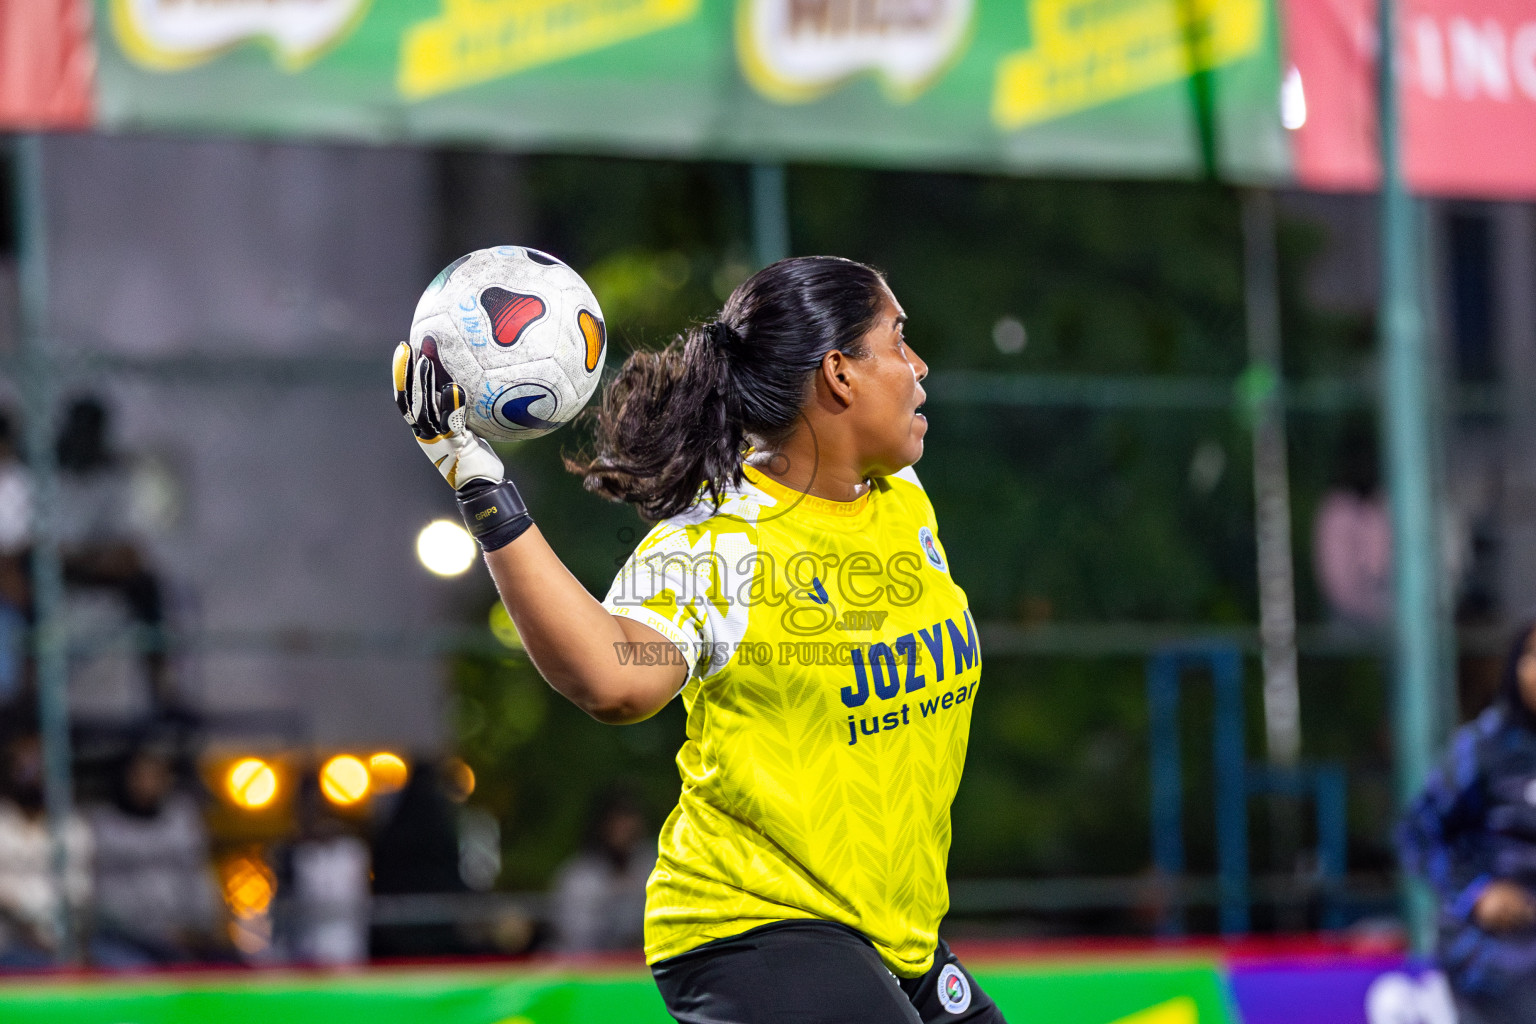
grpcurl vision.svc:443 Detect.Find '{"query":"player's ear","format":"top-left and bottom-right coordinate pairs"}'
top-left (820, 349), bottom-right (854, 407)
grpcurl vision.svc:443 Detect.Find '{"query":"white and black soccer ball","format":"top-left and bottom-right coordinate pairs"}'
top-left (409, 245), bottom-right (607, 442)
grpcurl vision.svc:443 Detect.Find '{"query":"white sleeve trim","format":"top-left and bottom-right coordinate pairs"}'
top-left (607, 603), bottom-right (698, 674)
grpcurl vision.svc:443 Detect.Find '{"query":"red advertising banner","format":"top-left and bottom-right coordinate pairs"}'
top-left (1285, 0), bottom-right (1536, 198)
top-left (0, 0), bottom-right (94, 131)
top-left (1282, 0), bottom-right (1379, 191)
top-left (1401, 0), bottom-right (1536, 197)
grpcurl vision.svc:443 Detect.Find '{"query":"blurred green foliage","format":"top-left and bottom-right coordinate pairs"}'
top-left (453, 646), bottom-right (686, 889)
top-left (442, 158), bottom-right (1385, 909)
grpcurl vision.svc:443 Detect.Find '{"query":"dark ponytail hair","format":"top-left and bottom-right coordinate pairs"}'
top-left (1498, 617), bottom-right (1536, 731)
top-left (565, 255), bottom-right (887, 521)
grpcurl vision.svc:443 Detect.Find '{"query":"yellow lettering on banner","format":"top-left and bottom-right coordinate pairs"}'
top-left (991, 0), bottom-right (1263, 130)
top-left (1109, 996), bottom-right (1198, 1024)
top-left (398, 0), bottom-right (701, 100)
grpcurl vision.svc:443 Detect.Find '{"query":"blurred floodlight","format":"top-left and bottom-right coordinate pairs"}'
top-left (992, 316), bottom-right (1027, 355)
top-left (445, 756), bottom-right (476, 802)
top-left (417, 519), bottom-right (477, 576)
top-left (222, 853), bottom-right (276, 919)
top-left (655, 250), bottom-right (691, 289)
top-left (320, 754), bottom-right (371, 806)
top-left (229, 915), bottom-right (272, 956)
top-left (226, 757), bottom-right (278, 810)
top-left (458, 808), bottom-right (502, 891)
top-left (221, 852), bottom-right (276, 954)
top-left (1281, 66), bottom-right (1307, 131)
top-left (712, 258), bottom-right (753, 301)
top-left (368, 751), bottom-right (409, 793)
top-left (1189, 440), bottom-right (1228, 495)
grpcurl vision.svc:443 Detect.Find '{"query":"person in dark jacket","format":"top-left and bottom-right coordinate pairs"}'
top-left (1401, 620), bottom-right (1536, 1023)
top-left (368, 761), bottom-right (466, 958)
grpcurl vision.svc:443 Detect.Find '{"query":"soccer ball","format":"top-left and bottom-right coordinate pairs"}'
top-left (409, 245), bottom-right (607, 442)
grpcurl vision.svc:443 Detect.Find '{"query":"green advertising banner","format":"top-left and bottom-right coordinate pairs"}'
top-left (94, 0), bottom-right (1289, 182)
top-left (0, 959), bottom-right (1234, 1023)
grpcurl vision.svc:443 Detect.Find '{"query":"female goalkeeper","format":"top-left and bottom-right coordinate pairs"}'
top-left (394, 256), bottom-right (1002, 1024)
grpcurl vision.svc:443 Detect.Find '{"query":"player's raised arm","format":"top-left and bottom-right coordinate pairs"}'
top-left (393, 339), bottom-right (686, 724)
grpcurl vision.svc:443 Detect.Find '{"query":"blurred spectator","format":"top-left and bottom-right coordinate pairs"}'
top-left (1313, 428), bottom-right (1391, 626)
top-left (0, 730), bottom-right (90, 967)
top-left (0, 412), bottom-right (30, 559)
top-left (0, 412), bottom-right (29, 707)
top-left (1401, 619), bottom-right (1536, 1023)
top-left (54, 397), bottom-right (173, 713)
top-left (86, 739), bottom-right (224, 966)
top-left (276, 777), bottom-right (370, 967)
top-left (369, 760), bottom-right (467, 958)
top-left (548, 787), bottom-right (655, 953)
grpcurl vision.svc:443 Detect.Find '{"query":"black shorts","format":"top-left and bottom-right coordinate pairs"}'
top-left (651, 921), bottom-right (1007, 1024)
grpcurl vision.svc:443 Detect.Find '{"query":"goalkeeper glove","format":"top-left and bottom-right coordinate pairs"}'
top-left (394, 338), bottom-right (533, 551)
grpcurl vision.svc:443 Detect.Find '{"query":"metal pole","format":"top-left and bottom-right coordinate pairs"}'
top-left (1377, 0), bottom-right (1443, 950)
top-left (1314, 764), bottom-right (1348, 931)
top-left (750, 164), bottom-right (789, 269)
top-left (1241, 189), bottom-right (1301, 767)
top-left (1147, 653), bottom-right (1184, 936)
top-left (12, 136), bottom-right (78, 964)
top-left (1211, 648), bottom-right (1250, 935)
top-left (1241, 188), bottom-right (1307, 931)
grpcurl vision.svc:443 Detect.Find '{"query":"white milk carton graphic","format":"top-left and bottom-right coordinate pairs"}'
top-left (113, 0), bottom-right (370, 71)
top-left (737, 0), bottom-right (973, 103)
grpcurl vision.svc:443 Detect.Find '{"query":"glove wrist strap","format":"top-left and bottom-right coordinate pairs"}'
top-left (456, 479), bottom-right (533, 552)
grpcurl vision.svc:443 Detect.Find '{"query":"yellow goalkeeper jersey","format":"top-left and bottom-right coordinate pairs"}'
top-left (603, 464), bottom-right (981, 977)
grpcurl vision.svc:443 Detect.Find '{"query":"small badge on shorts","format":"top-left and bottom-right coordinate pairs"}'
top-left (919, 527), bottom-right (947, 572)
top-left (937, 963), bottom-right (971, 1014)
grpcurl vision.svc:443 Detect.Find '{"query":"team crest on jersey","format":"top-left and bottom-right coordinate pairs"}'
top-left (937, 964), bottom-right (971, 1013)
top-left (919, 527), bottom-right (946, 572)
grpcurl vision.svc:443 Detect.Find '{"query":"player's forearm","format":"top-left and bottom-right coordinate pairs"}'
top-left (482, 527), bottom-right (678, 723)
top-left (483, 527), bottom-right (628, 705)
